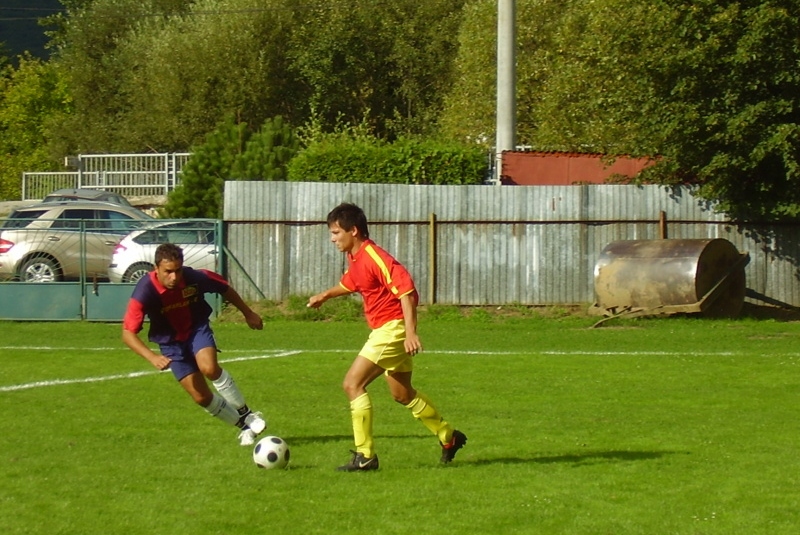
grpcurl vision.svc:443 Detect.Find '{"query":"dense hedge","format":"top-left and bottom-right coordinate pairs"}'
top-left (287, 137), bottom-right (488, 185)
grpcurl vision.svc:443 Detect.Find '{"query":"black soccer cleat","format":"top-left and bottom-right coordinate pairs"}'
top-left (440, 430), bottom-right (467, 464)
top-left (337, 450), bottom-right (380, 472)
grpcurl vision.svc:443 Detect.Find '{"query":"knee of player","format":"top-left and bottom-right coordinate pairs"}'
top-left (341, 379), bottom-right (354, 394)
top-left (199, 363), bottom-right (222, 380)
top-left (193, 392), bottom-right (214, 407)
top-left (341, 380), bottom-right (361, 398)
top-left (391, 391), bottom-right (415, 405)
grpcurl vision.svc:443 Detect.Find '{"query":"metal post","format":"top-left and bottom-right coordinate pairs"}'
top-left (428, 212), bottom-right (437, 304)
top-left (165, 153), bottom-right (171, 195)
top-left (495, 0), bottom-right (516, 185)
top-left (77, 155), bottom-right (84, 189)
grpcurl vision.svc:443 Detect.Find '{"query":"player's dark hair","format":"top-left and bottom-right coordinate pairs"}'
top-left (327, 202), bottom-right (369, 239)
top-left (155, 243), bottom-right (184, 266)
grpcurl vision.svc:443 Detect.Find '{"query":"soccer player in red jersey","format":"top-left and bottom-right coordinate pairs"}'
top-left (122, 243), bottom-right (268, 446)
top-left (308, 203), bottom-right (467, 471)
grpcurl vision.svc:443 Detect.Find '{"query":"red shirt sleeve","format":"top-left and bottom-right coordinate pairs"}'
top-left (122, 297), bottom-right (146, 333)
top-left (340, 270), bottom-right (356, 292)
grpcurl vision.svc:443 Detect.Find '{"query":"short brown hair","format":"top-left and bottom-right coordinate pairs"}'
top-left (327, 202), bottom-right (369, 239)
top-left (155, 243), bottom-right (184, 266)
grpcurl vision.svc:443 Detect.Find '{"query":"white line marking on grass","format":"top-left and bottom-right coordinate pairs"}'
top-left (0, 370), bottom-right (159, 392)
top-left (216, 351), bottom-right (302, 363)
top-left (0, 350), bottom-right (301, 393)
top-left (0, 346), bottom-right (119, 351)
top-left (4, 346), bottom-right (798, 393)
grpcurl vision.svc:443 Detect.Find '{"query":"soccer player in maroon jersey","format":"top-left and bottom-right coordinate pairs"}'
top-left (308, 203), bottom-right (466, 471)
top-left (122, 243), bottom-right (267, 446)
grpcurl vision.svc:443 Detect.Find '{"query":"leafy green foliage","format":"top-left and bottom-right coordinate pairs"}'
top-left (288, 130), bottom-right (487, 185)
top-left (49, 0), bottom-right (296, 152)
top-left (288, 0), bottom-right (468, 139)
top-left (162, 116), bottom-right (299, 218)
top-left (232, 116), bottom-right (299, 182)
top-left (118, 0), bottom-right (298, 151)
top-left (442, 0), bottom-right (800, 219)
top-left (546, 0), bottom-right (800, 220)
top-left (7, 0), bottom-right (800, 218)
top-left (46, 0), bottom-right (466, 152)
top-left (0, 54), bottom-right (71, 200)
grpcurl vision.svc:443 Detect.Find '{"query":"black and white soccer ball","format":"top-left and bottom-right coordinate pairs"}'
top-left (253, 436), bottom-right (290, 469)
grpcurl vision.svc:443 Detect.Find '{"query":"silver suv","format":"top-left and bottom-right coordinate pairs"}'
top-left (41, 188), bottom-right (134, 207)
top-left (0, 201), bottom-right (153, 282)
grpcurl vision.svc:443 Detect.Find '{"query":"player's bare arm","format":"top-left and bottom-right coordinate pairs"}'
top-left (400, 294), bottom-right (422, 356)
top-left (307, 285), bottom-right (352, 308)
top-left (222, 287), bottom-right (263, 330)
top-left (121, 329), bottom-right (172, 371)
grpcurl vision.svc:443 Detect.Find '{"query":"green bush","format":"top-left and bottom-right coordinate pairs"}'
top-left (288, 136), bottom-right (487, 185)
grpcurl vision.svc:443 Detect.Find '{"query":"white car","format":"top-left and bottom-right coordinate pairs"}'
top-left (107, 220), bottom-right (218, 283)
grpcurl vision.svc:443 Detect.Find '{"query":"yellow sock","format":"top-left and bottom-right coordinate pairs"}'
top-left (350, 392), bottom-right (374, 457)
top-left (405, 391), bottom-right (453, 444)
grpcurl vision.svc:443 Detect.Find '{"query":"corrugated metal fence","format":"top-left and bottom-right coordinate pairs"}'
top-left (223, 182), bottom-right (800, 307)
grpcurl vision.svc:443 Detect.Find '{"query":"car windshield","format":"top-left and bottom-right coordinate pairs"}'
top-left (133, 222), bottom-right (214, 245)
top-left (2, 210), bottom-right (50, 229)
top-left (51, 208), bottom-right (153, 233)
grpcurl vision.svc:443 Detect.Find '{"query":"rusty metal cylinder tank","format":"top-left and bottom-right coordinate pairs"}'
top-left (592, 239), bottom-right (747, 317)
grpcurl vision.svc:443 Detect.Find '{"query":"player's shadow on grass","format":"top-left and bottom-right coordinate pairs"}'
top-left (470, 450), bottom-right (685, 467)
top-left (282, 434), bottom-right (354, 446)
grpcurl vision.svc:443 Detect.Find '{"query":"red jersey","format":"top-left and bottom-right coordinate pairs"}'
top-left (339, 240), bottom-right (418, 329)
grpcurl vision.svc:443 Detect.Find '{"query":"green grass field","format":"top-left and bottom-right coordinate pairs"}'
top-left (2, 310), bottom-right (800, 534)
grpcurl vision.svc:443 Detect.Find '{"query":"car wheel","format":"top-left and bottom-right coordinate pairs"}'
top-left (20, 256), bottom-right (61, 283)
top-left (123, 262), bottom-right (154, 283)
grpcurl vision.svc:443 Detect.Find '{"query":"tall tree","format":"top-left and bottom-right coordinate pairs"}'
top-left (0, 54), bottom-right (71, 200)
top-left (439, 0), bottom-right (572, 147)
top-left (48, 0), bottom-right (193, 153)
top-left (47, 0), bottom-right (467, 152)
top-left (542, 0), bottom-right (800, 218)
top-left (288, 0), bottom-right (467, 138)
top-left (115, 0), bottom-right (299, 151)
top-left (162, 115), bottom-right (299, 218)
top-left (440, 0), bottom-right (800, 219)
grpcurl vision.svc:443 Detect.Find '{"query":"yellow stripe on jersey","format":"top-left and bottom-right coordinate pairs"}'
top-left (364, 244), bottom-right (400, 295)
top-left (339, 280), bottom-right (355, 292)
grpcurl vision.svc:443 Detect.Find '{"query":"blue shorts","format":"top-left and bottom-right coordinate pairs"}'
top-left (159, 323), bottom-right (217, 381)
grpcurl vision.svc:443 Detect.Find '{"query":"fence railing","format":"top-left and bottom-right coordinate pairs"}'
top-left (22, 153), bottom-right (191, 200)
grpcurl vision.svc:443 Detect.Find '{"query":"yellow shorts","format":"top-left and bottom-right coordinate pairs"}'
top-left (359, 319), bottom-right (413, 374)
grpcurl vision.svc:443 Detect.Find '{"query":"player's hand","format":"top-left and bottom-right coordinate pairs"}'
top-left (404, 334), bottom-right (422, 356)
top-left (307, 294), bottom-right (325, 309)
top-left (150, 354), bottom-right (172, 371)
top-left (245, 311), bottom-right (264, 330)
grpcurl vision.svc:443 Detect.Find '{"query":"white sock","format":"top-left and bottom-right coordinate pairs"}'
top-left (211, 369), bottom-right (246, 411)
top-left (203, 394), bottom-right (240, 426)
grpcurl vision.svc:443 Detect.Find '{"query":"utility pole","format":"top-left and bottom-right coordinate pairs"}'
top-left (495, 0), bottom-right (516, 185)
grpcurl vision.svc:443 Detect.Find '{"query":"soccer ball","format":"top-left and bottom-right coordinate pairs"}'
top-left (253, 436), bottom-right (290, 469)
